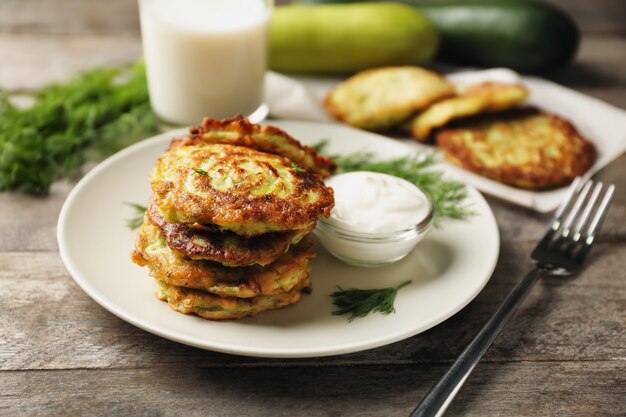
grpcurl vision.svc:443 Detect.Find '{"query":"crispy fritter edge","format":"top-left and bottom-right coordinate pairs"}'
top-left (147, 199), bottom-right (310, 266)
top-left (170, 115), bottom-right (336, 178)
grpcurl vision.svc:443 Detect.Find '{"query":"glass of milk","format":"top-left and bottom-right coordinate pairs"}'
top-left (138, 0), bottom-right (272, 126)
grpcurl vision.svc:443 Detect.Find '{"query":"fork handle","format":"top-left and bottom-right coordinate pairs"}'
top-left (410, 268), bottom-right (544, 417)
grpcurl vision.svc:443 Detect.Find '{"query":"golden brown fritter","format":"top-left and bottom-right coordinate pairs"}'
top-left (436, 108), bottom-right (596, 189)
top-left (325, 66), bottom-right (454, 130)
top-left (150, 143), bottom-right (334, 235)
top-left (154, 277), bottom-right (311, 321)
top-left (171, 115), bottom-right (336, 178)
top-left (146, 200), bottom-right (312, 267)
top-left (410, 82), bottom-right (529, 141)
top-left (131, 218), bottom-right (315, 298)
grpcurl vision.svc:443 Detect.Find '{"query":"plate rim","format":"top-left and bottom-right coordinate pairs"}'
top-left (57, 121), bottom-right (500, 358)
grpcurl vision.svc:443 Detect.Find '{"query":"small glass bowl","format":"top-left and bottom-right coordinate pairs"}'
top-left (314, 187), bottom-right (434, 268)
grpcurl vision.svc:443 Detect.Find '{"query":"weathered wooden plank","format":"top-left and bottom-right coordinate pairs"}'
top-left (0, 361), bottom-right (624, 416)
top-left (0, 33), bottom-right (142, 92)
top-left (1, 242), bottom-right (624, 370)
top-left (0, 0), bottom-right (140, 34)
top-left (547, 0), bottom-right (626, 33)
top-left (0, 0), bottom-right (623, 34)
top-left (547, 34), bottom-right (626, 109)
top-left (0, 182), bottom-right (73, 252)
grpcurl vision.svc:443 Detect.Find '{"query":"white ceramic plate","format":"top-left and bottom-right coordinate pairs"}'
top-left (57, 121), bottom-right (499, 358)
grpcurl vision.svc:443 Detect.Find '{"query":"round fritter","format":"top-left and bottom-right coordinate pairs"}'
top-left (147, 200), bottom-right (312, 266)
top-left (131, 218), bottom-right (315, 298)
top-left (325, 66), bottom-right (454, 130)
top-left (154, 277), bottom-right (311, 321)
top-left (436, 108), bottom-right (596, 189)
top-left (171, 115), bottom-right (336, 178)
top-left (150, 143), bottom-right (334, 235)
top-left (410, 82), bottom-right (529, 141)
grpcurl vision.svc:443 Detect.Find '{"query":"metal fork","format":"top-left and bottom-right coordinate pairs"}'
top-left (410, 177), bottom-right (616, 417)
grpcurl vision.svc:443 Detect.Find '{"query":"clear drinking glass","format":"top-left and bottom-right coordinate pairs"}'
top-left (138, 0), bottom-right (273, 126)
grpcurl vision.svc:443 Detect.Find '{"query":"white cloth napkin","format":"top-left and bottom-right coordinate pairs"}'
top-left (264, 69), bottom-right (626, 212)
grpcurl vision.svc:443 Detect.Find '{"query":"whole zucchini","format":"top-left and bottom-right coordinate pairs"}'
top-left (295, 0), bottom-right (580, 73)
top-left (269, 3), bottom-right (439, 74)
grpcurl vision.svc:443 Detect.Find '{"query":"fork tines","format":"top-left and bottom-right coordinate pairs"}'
top-left (539, 176), bottom-right (615, 262)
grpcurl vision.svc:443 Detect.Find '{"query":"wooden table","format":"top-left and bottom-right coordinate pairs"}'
top-left (1, 1), bottom-right (624, 416)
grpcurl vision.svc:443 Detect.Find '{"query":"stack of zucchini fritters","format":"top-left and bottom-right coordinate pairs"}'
top-left (132, 116), bottom-right (336, 320)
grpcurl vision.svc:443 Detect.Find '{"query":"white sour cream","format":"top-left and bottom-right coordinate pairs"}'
top-left (326, 172), bottom-right (430, 233)
top-left (316, 172), bottom-right (433, 267)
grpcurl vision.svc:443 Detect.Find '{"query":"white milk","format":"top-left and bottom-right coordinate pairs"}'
top-left (139, 0), bottom-right (270, 125)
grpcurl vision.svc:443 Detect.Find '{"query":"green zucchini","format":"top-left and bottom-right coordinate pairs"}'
top-left (269, 3), bottom-right (439, 74)
top-left (295, 0), bottom-right (580, 73)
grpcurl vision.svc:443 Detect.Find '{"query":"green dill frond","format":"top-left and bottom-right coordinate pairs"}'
top-left (193, 168), bottom-right (211, 178)
top-left (313, 143), bottom-right (475, 226)
top-left (124, 202), bottom-right (147, 230)
top-left (331, 280), bottom-right (412, 321)
top-left (291, 163), bottom-right (306, 172)
top-left (0, 60), bottom-right (159, 195)
top-left (311, 139), bottom-right (329, 153)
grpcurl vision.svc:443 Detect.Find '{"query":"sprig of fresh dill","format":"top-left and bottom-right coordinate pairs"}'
top-left (331, 280), bottom-right (412, 321)
top-left (0, 61), bottom-right (159, 195)
top-left (291, 163), bottom-right (306, 173)
top-left (193, 168), bottom-right (211, 178)
top-left (317, 141), bottom-right (474, 226)
top-left (125, 202), bottom-right (147, 230)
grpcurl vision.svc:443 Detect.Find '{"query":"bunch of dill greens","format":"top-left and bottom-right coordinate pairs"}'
top-left (0, 61), bottom-right (159, 194)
